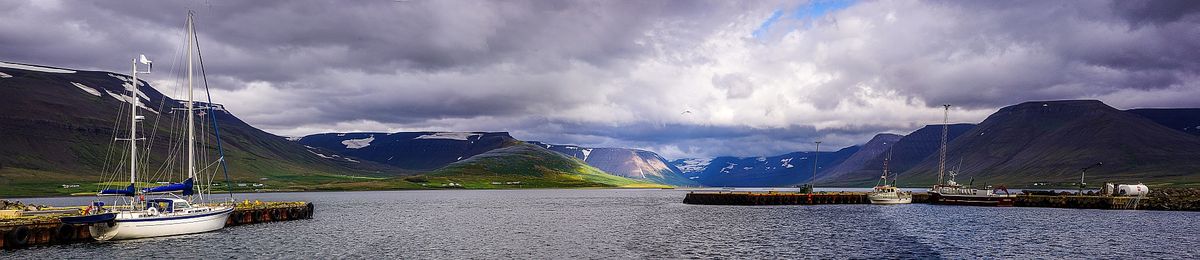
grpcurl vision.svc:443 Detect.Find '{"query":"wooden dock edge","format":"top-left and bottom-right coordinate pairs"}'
top-left (0, 202), bottom-right (313, 250)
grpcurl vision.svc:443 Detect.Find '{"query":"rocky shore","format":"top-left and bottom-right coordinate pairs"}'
top-left (1142, 188), bottom-right (1200, 211)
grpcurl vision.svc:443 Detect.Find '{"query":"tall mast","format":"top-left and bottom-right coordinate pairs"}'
top-left (129, 58), bottom-right (139, 210)
top-left (186, 12), bottom-right (196, 200)
top-left (128, 54), bottom-right (151, 208)
top-left (936, 104), bottom-right (950, 185)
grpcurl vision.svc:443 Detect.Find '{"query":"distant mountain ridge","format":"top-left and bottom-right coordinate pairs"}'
top-left (817, 124), bottom-right (976, 186)
top-left (816, 133), bottom-right (903, 184)
top-left (1127, 108), bottom-right (1200, 137)
top-left (298, 132), bottom-right (519, 171)
top-left (672, 146), bottom-right (860, 187)
top-left (426, 143), bottom-right (664, 188)
top-left (527, 142), bottom-right (698, 186)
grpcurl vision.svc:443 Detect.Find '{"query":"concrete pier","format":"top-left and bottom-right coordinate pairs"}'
top-left (683, 191), bottom-right (1152, 211)
top-left (0, 202), bottom-right (313, 250)
top-left (682, 192), bottom-right (870, 205)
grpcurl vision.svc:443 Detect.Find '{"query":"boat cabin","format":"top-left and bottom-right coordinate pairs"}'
top-left (146, 198), bottom-right (192, 213)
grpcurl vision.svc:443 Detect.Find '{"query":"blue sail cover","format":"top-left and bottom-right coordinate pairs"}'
top-left (99, 184), bottom-right (135, 196)
top-left (142, 178), bottom-right (195, 195)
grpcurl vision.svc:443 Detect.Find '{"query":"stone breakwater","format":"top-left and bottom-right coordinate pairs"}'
top-left (1141, 188), bottom-right (1200, 211)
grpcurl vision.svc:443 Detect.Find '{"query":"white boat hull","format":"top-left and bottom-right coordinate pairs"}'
top-left (869, 196), bottom-right (913, 204)
top-left (89, 207), bottom-right (233, 241)
top-left (868, 192), bottom-right (913, 204)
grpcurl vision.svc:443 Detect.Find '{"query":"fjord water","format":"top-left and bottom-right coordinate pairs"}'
top-left (9, 190), bottom-right (1200, 258)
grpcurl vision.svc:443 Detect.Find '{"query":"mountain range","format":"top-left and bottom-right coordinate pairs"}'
top-left (899, 100), bottom-right (1200, 187)
top-left (3, 60), bottom-right (1200, 196)
top-left (671, 146), bottom-right (861, 187)
top-left (298, 132), bottom-right (518, 171)
top-left (815, 124), bottom-right (976, 187)
top-left (1127, 109), bottom-right (1200, 137)
top-left (0, 61), bottom-right (395, 196)
top-left (526, 142), bottom-right (698, 186)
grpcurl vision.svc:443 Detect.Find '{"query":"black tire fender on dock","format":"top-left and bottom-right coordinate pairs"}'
top-left (270, 209), bottom-right (282, 221)
top-left (229, 211), bottom-right (241, 225)
top-left (5, 226), bottom-right (30, 248)
top-left (54, 224), bottom-right (76, 243)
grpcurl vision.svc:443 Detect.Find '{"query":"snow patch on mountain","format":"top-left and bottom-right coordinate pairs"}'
top-left (341, 135), bottom-right (375, 149)
top-left (70, 82), bottom-right (101, 97)
top-left (0, 61), bottom-right (75, 73)
top-left (781, 158), bottom-right (795, 168)
top-left (285, 136), bottom-right (302, 141)
top-left (106, 74), bottom-right (146, 87)
top-left (0, 72), bottom-right (11, 78)
top-left (414, 132), bottom-right (481, 141)
top-left (307, 149), bottom-right (335, 159)
top-left (581, 148), bottom-right (593, 161)
top-left (102, 88), bottom-right (158, 114)
top-left (121, 83), bottom-right (151, 100)
top-left (674, 158), bottom-right (712, 173)
top-left (720, 162), bottom-right (737, 174)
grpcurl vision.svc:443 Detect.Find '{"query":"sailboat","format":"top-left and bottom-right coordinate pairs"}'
top-left (61, 12), bottom-right (235, 240)
top-left (868, 149), bottom-right (911, 204)
top-left (926, 105), bottom-right (1015, 207)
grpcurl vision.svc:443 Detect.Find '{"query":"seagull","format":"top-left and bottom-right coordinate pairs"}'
top-left (681, 110), bottom-right (692, 115)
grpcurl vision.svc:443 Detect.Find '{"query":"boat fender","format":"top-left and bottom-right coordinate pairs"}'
top-left (229, 211), bottom-right (241, 225)
top-left (305, 202), bottom-right (314, 218)
top-left (5, 226), bottom-right (30, 248)
top-left (55, 224), bottom-right (76, 243)
top-left (271, 209), bottom-right (282, 221)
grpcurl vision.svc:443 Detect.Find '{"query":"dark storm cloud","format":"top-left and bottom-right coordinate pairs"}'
top-left (2, 0), bottom-right (1198, 158)
top-left (1112, 0), bottom-right (1200, 26)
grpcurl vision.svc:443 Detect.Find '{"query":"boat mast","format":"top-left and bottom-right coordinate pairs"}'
top-left (126, 54), bottom-right (151, 209)
top-left (936, 104), bottom-right (950, 186)
top-left (186, 12), bottom-right (196, 202)
top-left (882, 148), bottom-right (891, 184)
top-left (129, 58), bottom-right (139, 210)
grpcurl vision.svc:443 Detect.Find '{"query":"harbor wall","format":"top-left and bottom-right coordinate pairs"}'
top-left (682, 192), bottom-right (870, 205)
top-left (0, 202), bottom-right (313, 250)
top-left (682, 192), bottom-right (1169, 211)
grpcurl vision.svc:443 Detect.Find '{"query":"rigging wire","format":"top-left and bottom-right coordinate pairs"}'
top-left (192, 11), bottom-right (237, 203)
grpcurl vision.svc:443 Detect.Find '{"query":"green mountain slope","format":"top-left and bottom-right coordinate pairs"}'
top-left (425, 143), bottom-right (668, 188)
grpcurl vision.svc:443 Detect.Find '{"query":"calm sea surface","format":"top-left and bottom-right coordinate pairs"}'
top-left (6, 189), bottom-right (1200, 259)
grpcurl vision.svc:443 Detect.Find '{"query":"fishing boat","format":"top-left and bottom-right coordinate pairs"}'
top-left (868, 150), bottom-right (911, 204)
top-left (61, 12), bottom-right (235, 240)
top-left (926, 105), bottom-right (1014, 207)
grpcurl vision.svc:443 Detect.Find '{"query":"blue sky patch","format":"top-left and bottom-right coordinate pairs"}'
top-left (753, 0), bottom-right (858, 39)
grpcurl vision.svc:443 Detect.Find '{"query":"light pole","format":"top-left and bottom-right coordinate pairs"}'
top-left (1080, 162), bottom-right (1102, 195)
top-left (809, 141), bottom-right (821, 193)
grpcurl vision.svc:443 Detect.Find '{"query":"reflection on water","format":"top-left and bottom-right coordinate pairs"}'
top-left (9, 189), bottom-right (1200, 258)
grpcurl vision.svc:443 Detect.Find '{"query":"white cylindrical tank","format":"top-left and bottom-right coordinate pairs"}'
top-left (1117, 184), bottom-right (1149, 196)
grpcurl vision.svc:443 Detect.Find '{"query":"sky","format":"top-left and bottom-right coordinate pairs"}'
top-left (2, 0), bottom-right (1198, 159)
